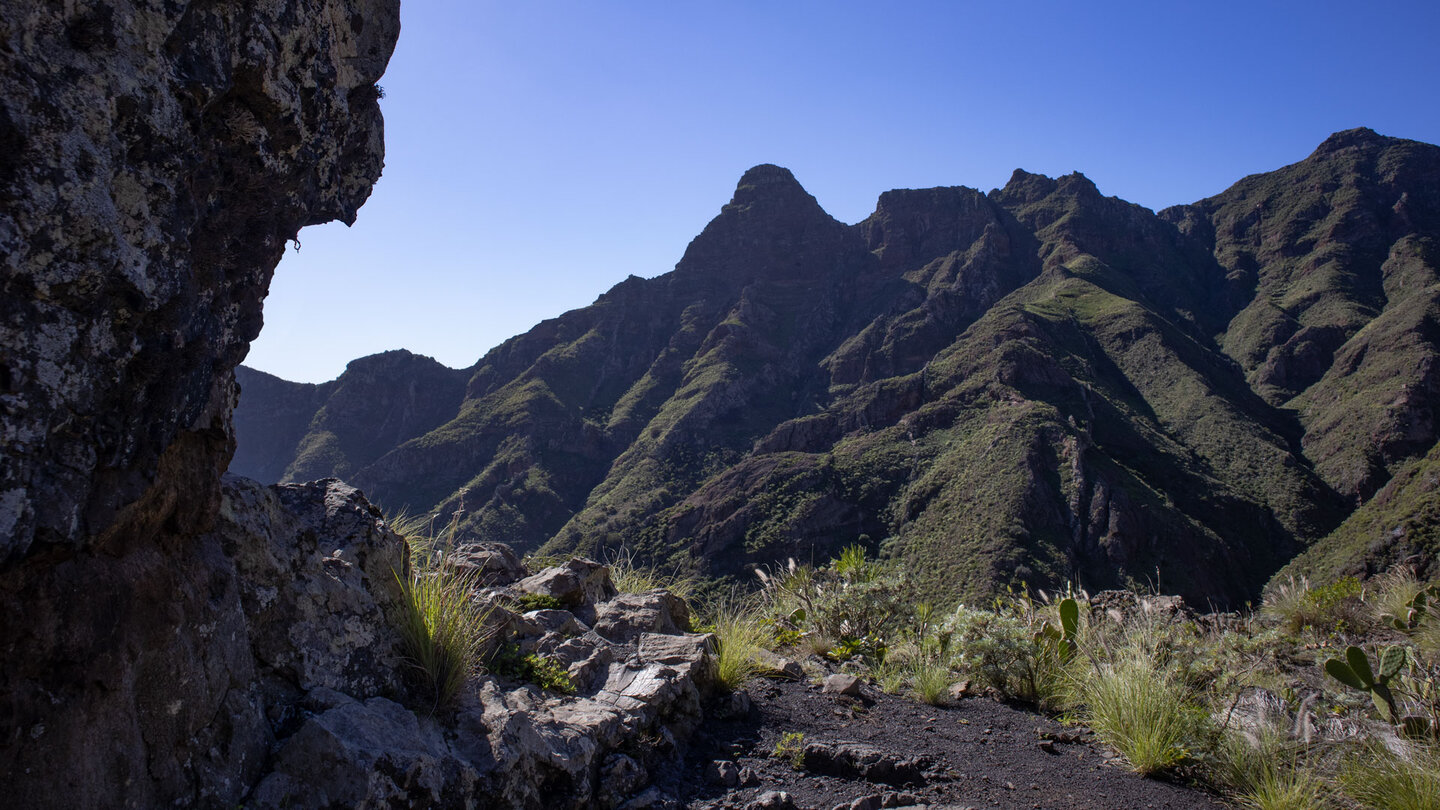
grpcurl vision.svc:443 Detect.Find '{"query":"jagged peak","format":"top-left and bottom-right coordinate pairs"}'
top-left (727, 163), bottom-right (824, 212)
top-left (991, 168), bottom-right (1058, 206)
top-left (1310, 127), bottom-right (1386, 158)
top-left (1055, 171), bottom-right (1100, 197)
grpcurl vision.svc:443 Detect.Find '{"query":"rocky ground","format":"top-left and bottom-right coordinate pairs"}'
top-left (665, 677), bottom-right (1229, 810)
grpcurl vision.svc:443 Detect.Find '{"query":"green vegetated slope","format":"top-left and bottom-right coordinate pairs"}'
top-left (233, 130), bottom-right (1440, 607)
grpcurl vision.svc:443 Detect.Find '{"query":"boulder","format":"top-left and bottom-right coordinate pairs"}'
top-left (801, 741), bottom-right (926, 786)
top-left (446, 541), bottom-right (529, 586)
top-left (221, 477), bottom-right (408, 697)
top-left (593, 590), bottom-right (692, 642)
top-left (756, 649), bottom-right (806, 680)
top-left (517, 558), bottom-right (618, 615)
top-left (823, 672), bottom-right (865, 696)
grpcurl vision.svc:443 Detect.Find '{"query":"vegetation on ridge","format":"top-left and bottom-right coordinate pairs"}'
top-left (235, 129), bottom-right (1440, 609)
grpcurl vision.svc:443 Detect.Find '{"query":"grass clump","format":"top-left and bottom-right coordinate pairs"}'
top-left (1220, 727), bottom-right (1330, 810)
top-left (1081, 652), bottom-right (1209, 776)
top-left (1339, 741), bottom-right (1440, 810)
top-left (707, 596), bottom-right (772, 691)
top-left (910, 658), bottom-right (952, 705)
top-left (393, 569), bottom-right (491, 712)
top-left (606, 546), bottom-right (696, 600)
top-left (389, 509), bottom-right (492, 712)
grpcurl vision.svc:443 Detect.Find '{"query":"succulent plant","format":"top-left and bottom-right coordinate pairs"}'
top-left (1325, 645), bottom-right (1405, 722)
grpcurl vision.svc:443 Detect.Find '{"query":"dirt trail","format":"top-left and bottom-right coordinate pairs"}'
top-left (663, 678), bottom-right (1229, 810)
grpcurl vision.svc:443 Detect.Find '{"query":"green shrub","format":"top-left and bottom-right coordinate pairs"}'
top-left (1263, 576), bottom-right (1367, 635)
top-left (755, 550), bottom-right (907, 656)
top-left (773, 731), bottom-right (806, 769)
top-left (943, 605), bottom-right (1069, 710)
top-left (393, 569), bottom-right (491, 712)
top-left (1081, 652), bottom-right (1209, 776)
top-left (514, 593), bottom-right (565, 612)
top-left (488, 642), bottom-right (576, 694)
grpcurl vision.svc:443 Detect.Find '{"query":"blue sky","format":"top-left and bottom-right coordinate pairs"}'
top-left (245, 0), bottom-right (1440, 383)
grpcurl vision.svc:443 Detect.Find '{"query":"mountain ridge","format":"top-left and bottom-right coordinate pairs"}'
top-left (233, 129), bottom-right (1440, 605)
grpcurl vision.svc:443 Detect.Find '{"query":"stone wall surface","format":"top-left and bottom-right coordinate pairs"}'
top-left (0, 0), bottom-right (398, 560)
top-left (0, 0), bottom-right (400, 805)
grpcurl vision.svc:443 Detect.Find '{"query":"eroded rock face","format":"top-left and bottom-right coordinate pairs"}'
top-left (246, 550), bottom-right (716, 810)
top-left (0, 476), bottom-right (410, 807)
top-left (0, 0), bottom-right (400, 804)
top-left (0, 0), bottom-right (399, 559)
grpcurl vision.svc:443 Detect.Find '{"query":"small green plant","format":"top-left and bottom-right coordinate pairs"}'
top-left (1038, 596), bottom-right (1080, 663)
top-left (1386, 584), bottom-right (1440, 631)
top-left (826, 632), bottom-right (887, 664)
top-left (514, 593), bottom-right (565, 612)
top-left (488, 643), bottom-right (576, 694)
top-left (773, 731), bottom-right (806, 770)
top-left (1325, 644), bottom-right (1406, 723)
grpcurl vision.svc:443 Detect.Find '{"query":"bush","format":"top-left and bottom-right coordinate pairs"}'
top-left (755, 549), bottom-right (907, 660)
top-left (943, 604), bottom-right (1070, 710)
top-left (1263, 576), bottom-right (1367, 636)
top-left (708, 596), bottom-right (773, 691)
top-left (393, 569), bottom-right (491, 711)
top-left (1081, 652), bottom-right (1209, 776)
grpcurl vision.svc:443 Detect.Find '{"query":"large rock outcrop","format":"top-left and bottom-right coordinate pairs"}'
top-left (0, 0), bottom-right (400, 804)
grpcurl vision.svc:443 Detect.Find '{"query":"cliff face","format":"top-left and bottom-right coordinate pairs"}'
top-left (231, 350), bottom-right (471, 487)
top-left (237, 131), bottom-right (1440, 606)
top-left (0, 0), bottom-right (400, 804)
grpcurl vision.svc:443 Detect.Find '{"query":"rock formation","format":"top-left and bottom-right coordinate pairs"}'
top-left (236, 130), bottom-right (1440, 605)
top-left (0, 0), bottom-right (401, 804)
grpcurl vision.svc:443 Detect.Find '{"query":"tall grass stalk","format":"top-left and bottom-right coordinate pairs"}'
top-left (605, 546), bottom-right (695, 600)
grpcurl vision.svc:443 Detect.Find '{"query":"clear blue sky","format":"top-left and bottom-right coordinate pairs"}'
top-left (245, 0), bottom-right (1440, 384)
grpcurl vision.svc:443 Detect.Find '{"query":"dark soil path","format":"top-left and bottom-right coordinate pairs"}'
top-left (663, 678), bottom-right (1230, 810)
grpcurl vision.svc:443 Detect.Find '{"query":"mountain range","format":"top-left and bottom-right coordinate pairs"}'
top-left (232, 128), bottom-right (1440, 607)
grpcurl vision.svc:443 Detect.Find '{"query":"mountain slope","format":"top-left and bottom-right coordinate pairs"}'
top-left (234, 131), bottom-right (1440, 605)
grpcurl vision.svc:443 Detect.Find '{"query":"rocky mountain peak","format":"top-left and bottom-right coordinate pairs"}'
top-left (1310, 126), bottom-right (1386, 158)
top-left (991, 168), bottom-right (1059, 207)
top-left (675, 164), bottom-right (848, 283)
